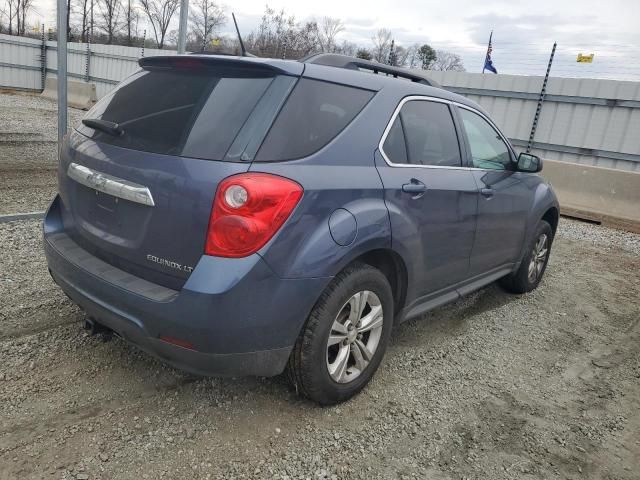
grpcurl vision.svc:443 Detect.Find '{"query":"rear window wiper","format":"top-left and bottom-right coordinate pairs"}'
top-left (82, 118), bottom-right (124, 137)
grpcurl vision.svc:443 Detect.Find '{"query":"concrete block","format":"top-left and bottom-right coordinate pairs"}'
top-left (41, 77), bottom-right (97, 110)
top-left (542, 159), bottom-right (640, 232)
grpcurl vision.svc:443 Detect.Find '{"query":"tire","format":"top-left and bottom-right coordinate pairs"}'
top-left (287, 263), bottom-right (394, 405)
top-left (499, 220), bottom-right (553, 294)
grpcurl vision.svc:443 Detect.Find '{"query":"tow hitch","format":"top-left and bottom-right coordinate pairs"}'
top-left (84, 318), bottom-right (114, 342)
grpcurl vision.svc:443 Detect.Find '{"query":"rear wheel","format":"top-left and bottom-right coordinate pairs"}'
top-left (287, 263), bottom-right (393, 405)
top-left (500, 220), bottom-right (553, 294)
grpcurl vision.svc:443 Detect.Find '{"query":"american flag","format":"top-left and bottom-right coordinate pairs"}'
top-left (483, 32), bottom-right (498, 74)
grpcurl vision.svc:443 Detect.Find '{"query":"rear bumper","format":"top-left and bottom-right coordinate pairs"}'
top-left (44, 195), bottom-right (330, 377)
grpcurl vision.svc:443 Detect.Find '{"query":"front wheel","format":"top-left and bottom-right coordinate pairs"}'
top-left (287, 263), bottom-right (394, 405)
top-left (500, 220), bottom-right (553, 294)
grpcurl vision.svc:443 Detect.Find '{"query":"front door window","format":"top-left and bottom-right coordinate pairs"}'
top-left (459, 108), bottom-right (512, 170)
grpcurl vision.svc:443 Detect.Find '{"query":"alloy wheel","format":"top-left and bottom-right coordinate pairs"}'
top-left (326, 290), bottom-right (384, 384)
top-left (528, 233), bottom-right (548, 283)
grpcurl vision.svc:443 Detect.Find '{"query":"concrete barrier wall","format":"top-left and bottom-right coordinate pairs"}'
top-left (542, 159), bottom-right (640, 231)
top-left (41, 77), bottom-right (97, 110)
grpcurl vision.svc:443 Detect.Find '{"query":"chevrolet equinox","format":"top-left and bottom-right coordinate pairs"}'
top-left (44, 53), bottom-right (559, 404)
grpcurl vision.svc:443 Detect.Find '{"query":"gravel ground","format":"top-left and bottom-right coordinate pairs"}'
top-left (0, 92), bottom-right (84, 215)
top-left (1, 221), bottom-right (639, 480)
top-left (1, 91), bottom-right (639, 479)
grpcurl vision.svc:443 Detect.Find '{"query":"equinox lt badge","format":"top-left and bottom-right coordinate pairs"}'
top-left (146, 254), bottom-right (194, 273)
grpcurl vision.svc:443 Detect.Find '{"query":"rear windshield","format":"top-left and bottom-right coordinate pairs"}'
top-left (255, 79), bottom-right (374, 161)
top-left (77, 67), bottom-right (295, 161)
top-left (78, 68), bottom-right (373, 162)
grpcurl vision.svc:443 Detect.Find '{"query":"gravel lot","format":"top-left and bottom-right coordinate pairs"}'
top-left (1, 92), bottom-right (639, 479)
top-left (0, 92), bottom-right (84, 215)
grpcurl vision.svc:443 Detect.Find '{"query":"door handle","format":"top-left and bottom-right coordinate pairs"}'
top-left (402, 179), bottom-right (427, 197)
top-left (480, 187), bottom-right (494, 198)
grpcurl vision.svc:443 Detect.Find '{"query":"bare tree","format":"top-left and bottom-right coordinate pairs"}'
top-left (394, 44), bottom-right (419, 67)
top-left (405, 43), bottom-right (420, 68)
top-left (316, 16), bottom-right (343, 53)
top-left (288, 20), bottom-right (319, 57)
top-left (66, 0), bottom-right (72, 38)
top-left (1, 0), bottom-right (41, 36)
top-left (188, 0), bottom-right (225, 51)
top-left (7, 0), bottom-right (19, 35)
top-left (11, 0), bottom-right (19, 34)
top-left (0, 0), bottom-right (17, 34)
top-left (97, 0), bottom-right (122, 43)
top-left (11, 0), bottom-right (27, 34)
top-left (245, 7), bottom-right (313, 59)
top-left (371, 28), bottom-right (392, 63)
top-left (19, 0), bottom-right (34, 35)
top-left (123, 0), bottom-right (140, 45)
top-left (73, 0), bottom-right (90, 41)
top-left (335, 40), bottom-right (357, 57)
top-left (139, 0), bottom-right (179, 49)
top-left (431, 50), bottom-right (465, 71)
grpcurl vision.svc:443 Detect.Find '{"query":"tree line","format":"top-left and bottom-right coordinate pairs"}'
top-left (0, 1), bottom-right (465, 70)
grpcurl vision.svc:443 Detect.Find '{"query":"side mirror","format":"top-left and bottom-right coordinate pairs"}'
top-left (517, 152), bottom-right (543, 173)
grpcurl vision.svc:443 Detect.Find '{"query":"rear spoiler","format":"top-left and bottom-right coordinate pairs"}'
top-left (138, 55), bottom-right (303, 77)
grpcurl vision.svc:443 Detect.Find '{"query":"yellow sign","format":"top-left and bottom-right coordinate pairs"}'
top-left (577, 53), bottom-right (594, 63)
top-left (210, 39), bottom-right (221, 47)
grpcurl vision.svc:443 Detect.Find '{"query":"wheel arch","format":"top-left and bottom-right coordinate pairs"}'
top-left (541, 206), bottom-right (559, 237)
top-left (345, 248), bottom-right (408, 321)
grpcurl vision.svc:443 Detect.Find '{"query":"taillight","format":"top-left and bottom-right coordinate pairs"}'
top-left (205, 173), bottom-right (303, 258)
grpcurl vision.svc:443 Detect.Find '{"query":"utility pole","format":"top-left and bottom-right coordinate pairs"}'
top-left (177, 0), bottom-right (189, 54)
top-left (57, 0), bottom-right (68, 148)
top-left (526, 42), bottom-right (557, 153)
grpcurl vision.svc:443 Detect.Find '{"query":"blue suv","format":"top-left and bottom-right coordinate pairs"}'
top-left (44, 53), bottom-right (559, 404)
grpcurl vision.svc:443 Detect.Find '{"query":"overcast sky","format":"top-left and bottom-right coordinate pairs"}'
top-left (29, 0), bottom-right (640, 79)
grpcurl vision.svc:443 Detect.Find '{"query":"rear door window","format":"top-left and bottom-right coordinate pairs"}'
top-left (77, 67), bottom-right (295, 161)
top-left (382, 117), bottom-right (408, 164)
top-left (382, 100), bottom-right (462, 167)
top-left (255, 78), bottom-right (374, 161)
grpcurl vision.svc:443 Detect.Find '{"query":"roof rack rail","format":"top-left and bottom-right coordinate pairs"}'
top-left (300, 53), bottom-right (440, 87)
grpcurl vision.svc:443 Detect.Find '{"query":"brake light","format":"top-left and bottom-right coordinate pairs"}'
top-left (205, 173), bottom-right (303, 258)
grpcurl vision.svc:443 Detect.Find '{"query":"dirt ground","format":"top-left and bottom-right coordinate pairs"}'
top-left (1, 93), bottom-right (639, 480)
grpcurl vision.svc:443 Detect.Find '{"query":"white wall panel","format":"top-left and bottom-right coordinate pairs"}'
top-left (2, 34), bottom-right (639, 171)
top-left (431, 70), bottom-right (640, 171)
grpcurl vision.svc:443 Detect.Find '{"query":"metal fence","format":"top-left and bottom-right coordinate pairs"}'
top-left (1, 33), bottom-right (639, 172)
top-left (429, 71), bottom-right (640, 172)
top-left (0, 33), bottom-right (174, 99)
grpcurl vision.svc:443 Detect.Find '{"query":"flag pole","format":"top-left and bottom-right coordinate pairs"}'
top-left (526, 42), bottom-right (557, 153)
top-left (482, 31), bottom-right (492, 73)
